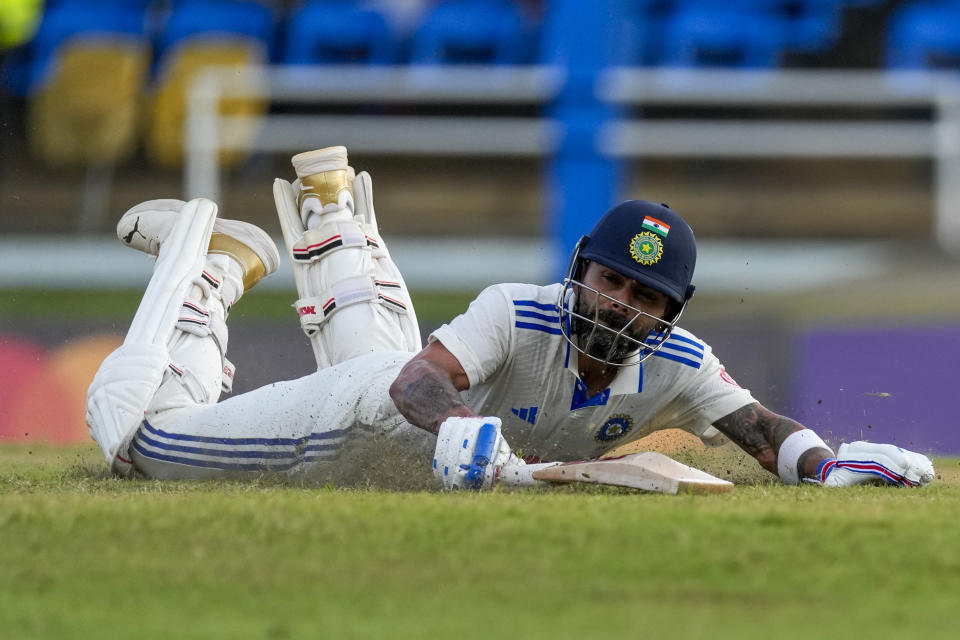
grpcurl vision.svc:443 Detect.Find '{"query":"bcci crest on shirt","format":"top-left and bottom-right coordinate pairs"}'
top-left (595, 413), bottom-right (634, 442)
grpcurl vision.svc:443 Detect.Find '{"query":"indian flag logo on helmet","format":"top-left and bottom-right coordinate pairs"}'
top-left (642, 215), bottom-right (670, 237)
top-left (629, 233), bottom-right (663, 265)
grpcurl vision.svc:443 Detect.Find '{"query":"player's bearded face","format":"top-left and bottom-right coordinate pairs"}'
top-left (571, 294), bottom-right (657, 362)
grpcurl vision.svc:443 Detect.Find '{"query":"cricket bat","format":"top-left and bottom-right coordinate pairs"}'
top-left (500, 452), bottom-right (733, 495)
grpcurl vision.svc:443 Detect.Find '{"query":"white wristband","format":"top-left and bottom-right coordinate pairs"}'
top-left (777, 429), bottom-right (833, 485)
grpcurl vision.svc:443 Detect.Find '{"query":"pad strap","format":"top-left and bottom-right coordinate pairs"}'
top-left (175, 267), bottom-right (231, 363)
top-left (176, 299), bottom-right (228, 357)
top-left (167, 360), bottom-right (212, 404)
top-left (295, 275), bottom-right (408, 332)
top-left (777, 429), bottom-right (833, 485)
top-left (164, 355), bottom-right (234, 403)
top-left (290, 220), bottom-right (384, 263)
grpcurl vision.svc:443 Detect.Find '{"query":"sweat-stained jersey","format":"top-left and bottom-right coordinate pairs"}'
top-left (430, 282), bottom-right (755, 461)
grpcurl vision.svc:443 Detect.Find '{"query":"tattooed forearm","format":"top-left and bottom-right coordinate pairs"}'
top-left (712, 402), bottom-right (804, 474)
top-left (389, 360), bottom-right (475, 434)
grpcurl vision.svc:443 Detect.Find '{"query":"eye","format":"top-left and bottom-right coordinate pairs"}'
top-left (635, 288), bottom-right (661, 304)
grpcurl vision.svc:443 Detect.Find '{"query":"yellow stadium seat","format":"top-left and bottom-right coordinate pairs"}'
top-left (144, 40), bottom-right (267, 169)
top-left (27, 39), bottom-right (149, 166)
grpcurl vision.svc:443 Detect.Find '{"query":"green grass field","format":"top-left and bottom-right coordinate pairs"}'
top-left (2, 444), bottom-right (958, 639)
top-left (4, 287), bottom-right (959, 637)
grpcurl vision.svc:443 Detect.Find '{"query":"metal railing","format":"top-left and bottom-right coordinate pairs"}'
top-left (597, 69), bottom-right (960, 254)
top-left (184, 65), bottom-right (566, 201)
top-left (184, 66), bottom-right (960, 267)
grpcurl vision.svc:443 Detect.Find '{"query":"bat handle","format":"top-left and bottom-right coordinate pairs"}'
top-left (498, 461), bottom-right (561, 487)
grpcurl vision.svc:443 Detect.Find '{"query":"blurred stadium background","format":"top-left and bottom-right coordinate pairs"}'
top-left (1, 0), bottom-right (959, 454)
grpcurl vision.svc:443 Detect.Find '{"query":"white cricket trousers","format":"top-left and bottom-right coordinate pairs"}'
top-left (131, 348), bottom-right (421, 479)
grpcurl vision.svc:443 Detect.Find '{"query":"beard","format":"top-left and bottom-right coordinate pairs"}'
top-left (571, 297), bottom-right (653, 363)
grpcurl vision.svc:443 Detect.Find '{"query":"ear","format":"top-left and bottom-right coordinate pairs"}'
top-left (663, 301), bottom-right (683, 324)
top-left (574, 258), bottom-right (591, 281)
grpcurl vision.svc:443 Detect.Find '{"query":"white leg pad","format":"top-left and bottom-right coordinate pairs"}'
top-left (274, 175), bottom-right (421, 368)
top-left (86, 198), bottom-right (217, 475)
top-left (275, 177), bottom-right (331, 368)
top-left (86, 343), bottom-right (169, 476)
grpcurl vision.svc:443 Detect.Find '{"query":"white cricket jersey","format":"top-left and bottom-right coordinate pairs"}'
top-left (430, 283), bottom-right (755, 461)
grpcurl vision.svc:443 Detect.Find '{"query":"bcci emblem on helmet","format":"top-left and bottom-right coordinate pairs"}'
top-left (629, 233), bottom-right (663, 265)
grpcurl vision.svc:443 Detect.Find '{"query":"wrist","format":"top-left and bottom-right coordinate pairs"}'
top-left (799, 448), bottom-right (835, 481)
top-left (431, 406), bottom-right (478, 434)
top-left (776, 429), bottom-right (834, 484)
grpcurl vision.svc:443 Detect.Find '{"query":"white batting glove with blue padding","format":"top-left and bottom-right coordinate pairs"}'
top-left (433, 416), bottom-right (521, 491)
top-left (814, 441), bottom-right (935, 487)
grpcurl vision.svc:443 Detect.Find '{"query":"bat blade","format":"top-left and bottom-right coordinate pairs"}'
top-left (529, 452), bottom-right (733, 495)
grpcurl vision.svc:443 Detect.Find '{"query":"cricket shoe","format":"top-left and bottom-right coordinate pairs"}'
top-left (117, 198), bottom-right (280, 291)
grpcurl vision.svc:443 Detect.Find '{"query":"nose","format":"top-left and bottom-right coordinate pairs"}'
top-left (604, 286), bottom-right (638, 315)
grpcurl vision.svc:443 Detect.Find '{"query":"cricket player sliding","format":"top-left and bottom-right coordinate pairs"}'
top-left (86, 146), bottom-right (935, 490)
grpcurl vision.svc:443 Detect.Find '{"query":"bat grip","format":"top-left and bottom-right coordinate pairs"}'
top-left (498, 461), bottom-right (560, 487)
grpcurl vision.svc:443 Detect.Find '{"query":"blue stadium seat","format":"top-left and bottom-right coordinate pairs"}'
top-left (19, 1), bottom-right (151, 166)
top-left (25, 1), bottom-right (148, 91)
top-left (659, 2), bottom-right (789, 68)
top-left (146, 0), bottom-right (275, 167)
top-left (410, 0), bottom-right (530, 65)
top-left (155, 0), bottom-right (275, 62)
top-left (0, 48), bottom-right (31, 98)
top-left (886, 1), bottom-right (960, 70)
top-left (614, 1), bottom-right (856, 63)
top-left (282, 1), bottom-right (397, 65)
top-left (759, 0), bottom-right (845, 54)
top-left (39, 0), bottom-right (155, 11)
top-left (607, 0), bottom-right (675, 67)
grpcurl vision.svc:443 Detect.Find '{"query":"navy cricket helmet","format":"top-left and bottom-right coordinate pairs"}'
top-left (578, 200), bottom-right (696, 303)
top-left (558, 200), bottom-right (698, 367)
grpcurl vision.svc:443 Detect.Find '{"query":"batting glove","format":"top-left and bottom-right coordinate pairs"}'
top-left (433, 417), bottom-right (521, 491)
top-left (813, 441), bottom-right (935, 488)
